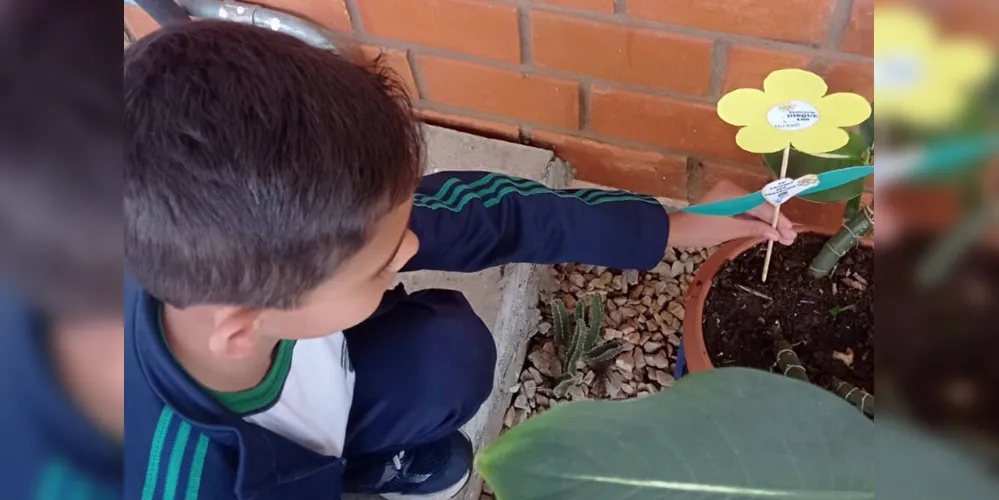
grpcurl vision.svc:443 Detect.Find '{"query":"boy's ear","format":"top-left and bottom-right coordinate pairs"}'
top-left (208, 307), bottom-right (263, 360)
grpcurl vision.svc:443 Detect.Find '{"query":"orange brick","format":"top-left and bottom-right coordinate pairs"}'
top-left (416, 109), bottom-right (521, 141)
top-left (532, 11), bottom-right (713, 95)
top-left (589, 86), bottom-right (757, 164)
top-left (533, 0), bottom-right (615, 14)
top-left (124, 6), bottom-right (159, 39)
top-left (935, 0), bottom-right (999, 48)
top-left (420, 55), bottom-right (580, 128)
top-left (701, 160), bottom-right (773, 194)
top-left (627, 0), bottom-right (836, 45)
top-left (532, 131), bottom-right (689, 198)
top-left (841, 0), bottom-right (874, 56)
top-left (261, 0), bottom-right (352, 32)
top-left (819, 60), bottom-right (874, 101)
top-left (722, 45), bottom-right (811, 92)
top-left (360, 0), bottom-right (519, 63)
top-left (359, 46), bottom-right (419, 99)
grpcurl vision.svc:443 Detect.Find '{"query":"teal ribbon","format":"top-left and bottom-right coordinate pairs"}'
top-left (910, 134), bottom-right (997, 181)
top-left (680, 166), bottom-right (874, 216)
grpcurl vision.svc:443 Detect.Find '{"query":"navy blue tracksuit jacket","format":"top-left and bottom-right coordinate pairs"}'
top-left (125, 171), bottom-right (671, 499)
top-left (0, 290), bottom-right (122, 500)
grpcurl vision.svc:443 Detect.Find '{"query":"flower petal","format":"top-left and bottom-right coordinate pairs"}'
top-left (816, 93), bottom-right (872, 127)
top-left (875, 5), bottom-right (936, 53)
top-left (901, 88), bottom-right (964, 126)
top-left (717, 88), bottom-right (769, 126)
top-left (764, 69), bottom-right (828, 101)
top-left (790, 125), bottom-right (849, 155)
top-left (934, 40), bottom-right (995, 88)
top-left (736, 125), bottom-right (791, 154)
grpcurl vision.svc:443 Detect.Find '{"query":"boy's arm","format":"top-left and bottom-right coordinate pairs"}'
top-left (404, 171), bottom-right (670, 273)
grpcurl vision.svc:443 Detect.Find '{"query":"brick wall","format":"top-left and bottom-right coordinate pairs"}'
top-left (125, 0), bottom-right (874, 228)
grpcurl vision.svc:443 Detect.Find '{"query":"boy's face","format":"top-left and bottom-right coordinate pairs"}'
top-left (253, 200), bottom-right (419, 341)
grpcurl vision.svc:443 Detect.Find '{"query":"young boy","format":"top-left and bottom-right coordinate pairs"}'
top-left (124, 21), bottom-right (796, 500)
top-left (0, 0), bottom-right (122, 497)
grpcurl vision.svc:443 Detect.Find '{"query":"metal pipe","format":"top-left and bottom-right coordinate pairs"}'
top-left (124, 0), bottom-right (336, 51)
top-left (133, 0), bottom-right (189, 25)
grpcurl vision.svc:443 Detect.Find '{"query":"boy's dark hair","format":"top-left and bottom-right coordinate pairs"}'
top-left (0, 0), bottom-right (122, 317)
top-left (125, 21), bottom-right (423, 309)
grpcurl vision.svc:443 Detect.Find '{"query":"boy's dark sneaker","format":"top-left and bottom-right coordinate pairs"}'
top-left (345, 431), bottom-right (473, 500)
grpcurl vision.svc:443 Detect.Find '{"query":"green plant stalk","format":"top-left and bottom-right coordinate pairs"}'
top-left (586, 340), bottom-right (627, 367)
top-left (551, 298), bottom-right (569, 347)
top-left (775, 340), bottom-right (809, 382)
top-left (809, 205), bottom-right (874, 279)
top-left (565, 303), bottom-right (588, 373)
top-left (586, 295), bottom-right (604, 349)
top-left (916, 201), bottom-right (998, 287)
top-left (832, 377), bottom-right (875, 417)
top-left (842, 195), bottom-right (862, 223)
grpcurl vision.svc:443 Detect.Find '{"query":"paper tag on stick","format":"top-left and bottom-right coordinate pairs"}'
top-left (761, 174), bottom-right (820, 206)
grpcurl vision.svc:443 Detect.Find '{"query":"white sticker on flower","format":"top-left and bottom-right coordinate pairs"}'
top-left (761, 174), bottom-right (820, 206)
top-left (766, 101), bottom-right (820, 131)
top-left (875, 52), bottom-right (924, 93)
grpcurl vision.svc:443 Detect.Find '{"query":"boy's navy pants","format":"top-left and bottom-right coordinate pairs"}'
top-left (341, 287), bottom-right (496, 472)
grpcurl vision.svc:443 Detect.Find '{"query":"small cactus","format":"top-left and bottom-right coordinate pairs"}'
top-left (549, 295), bottom-right (624, 398)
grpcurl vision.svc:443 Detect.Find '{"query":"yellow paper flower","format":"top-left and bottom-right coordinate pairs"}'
top-left (717, 69), bottom-right (872, 155)
top-left (875, 5), bottom-right (995, 126)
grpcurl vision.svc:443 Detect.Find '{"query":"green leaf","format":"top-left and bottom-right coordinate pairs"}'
top-left (859, 110), bottom-right (874, 150)
top-left (477, 368), bottom-right (873, 500)
top-left (878, 418), bottom-right (999, 500)
top-left (763, 132), bottom-right (868, 203)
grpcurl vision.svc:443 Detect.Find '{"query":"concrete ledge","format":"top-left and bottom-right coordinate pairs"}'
top-left (347, 126), bottom-right (567, 500)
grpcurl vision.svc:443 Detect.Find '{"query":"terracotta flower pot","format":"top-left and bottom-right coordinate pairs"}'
top-left (683, 226), bottom-right (871, 373)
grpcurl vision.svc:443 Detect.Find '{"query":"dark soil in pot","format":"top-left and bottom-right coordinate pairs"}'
top-left (879, 235), bottom-right (999, 455)
top-left (702, 234), bottom-right (874, 393)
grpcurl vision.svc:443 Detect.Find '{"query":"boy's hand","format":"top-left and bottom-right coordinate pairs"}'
top-left (666, 180), bottom-right (798, 249)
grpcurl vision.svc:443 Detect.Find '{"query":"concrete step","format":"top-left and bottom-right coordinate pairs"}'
top-left (345, 125), bottom-right (568, 500)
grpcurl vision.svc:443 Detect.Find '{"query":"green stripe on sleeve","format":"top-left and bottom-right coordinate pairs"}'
top-left (66, 473), bottom-right (93, 500)
top-left (184, 434), bottom-right (211, 500)
top-left (141, 408), bottom-right (174, 500)
top-left (422, 177), bottom-right (465, 202)
top-left (414, 174), bottom-right (658, 212)
top-left (163, 420), bottom-right (192, 500)
top-left (35, 458), bottom-right (68, 500)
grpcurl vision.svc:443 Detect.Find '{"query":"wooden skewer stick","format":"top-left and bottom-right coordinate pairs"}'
top-left (761, 144), bottom-right (791, 283)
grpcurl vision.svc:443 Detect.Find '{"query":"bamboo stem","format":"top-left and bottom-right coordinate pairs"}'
top-left (832, 377), bottom-right (875, 417)
top-left (808, 205), bottom-right (874, 279)
top-left (761, 144), bottom-right (791, 282)
top-left (775, 339), bottom-right (809, 382)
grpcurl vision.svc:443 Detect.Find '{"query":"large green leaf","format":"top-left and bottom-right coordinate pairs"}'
top-left (477, 368), bottom-right (874, 500)
top-left (762, 132), bottom-right (868, 203)
top-left (878, 418), bottom-right (999, 500)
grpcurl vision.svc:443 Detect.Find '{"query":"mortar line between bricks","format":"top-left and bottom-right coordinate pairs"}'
top-left (406, 50), bottom-right (429, 100)
top-left (578, 83), bottom-right (591, 131)
top-left (345, 33), bottom-right (718, 103)
top-left (707, 40), bottom-right (730, 99)
top-left (518, 6), bottom-right (533, 66)
top-left (686, 158), bottom-right (704, 201)
top-left (824, 0), bottom-right (856, 50)
top-left (493, 1), bottom-right (874, 63)
top-left (519, 125), bottom-right (534, 144)
top-left (414, 100), bottom-right (765, 169)
top-left (346, 30), bottom-right (869, 104)
top-left (343, 0), bottom-right (365, 35)
top-left (613, 0), bottom-right (627, 15)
